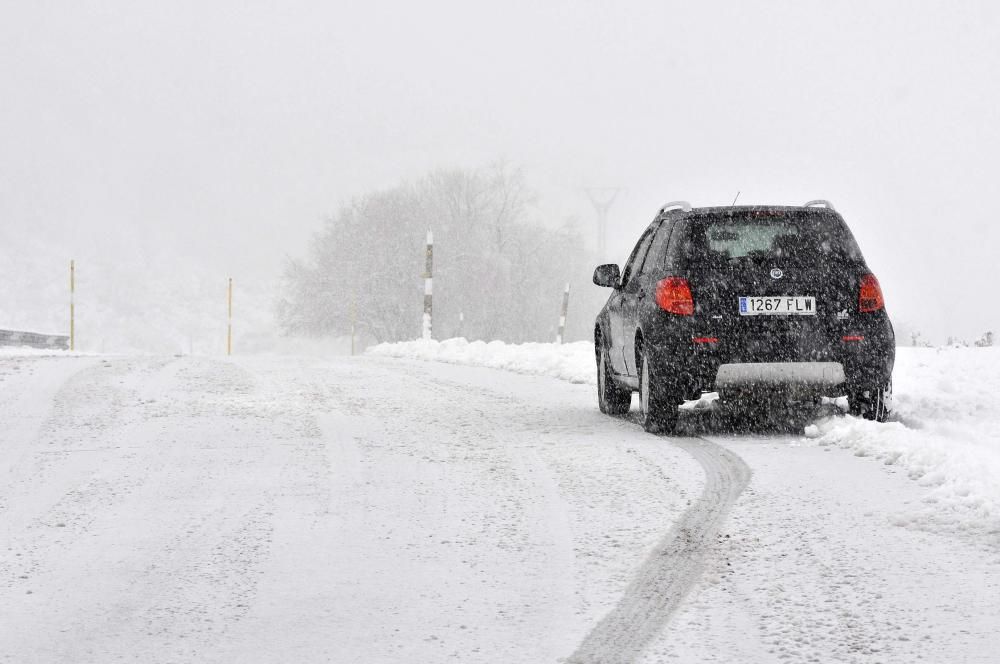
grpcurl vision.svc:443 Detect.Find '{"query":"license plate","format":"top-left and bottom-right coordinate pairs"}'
top-left (739, 296), bottom-right (816, 316)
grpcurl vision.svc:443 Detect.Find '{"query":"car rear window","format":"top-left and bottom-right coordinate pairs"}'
top-left (684, 211), bottom-right (862, 266)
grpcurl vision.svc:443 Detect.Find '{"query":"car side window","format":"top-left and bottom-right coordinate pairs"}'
top-left (665, 220), bottom-right (691, 267)
top-left (620, 227), bottom-right (657, 287)
top-left (637, 220), bottom-right (675, 277)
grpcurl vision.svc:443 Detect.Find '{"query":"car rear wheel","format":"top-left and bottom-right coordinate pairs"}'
top-left (597, 345), bottom-right (631, 415)
top-left (848, 381), bottom-right (892, 422)
top-left (638, 345), bottom-right (681, 434)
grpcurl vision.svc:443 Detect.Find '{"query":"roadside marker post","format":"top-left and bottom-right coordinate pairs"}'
top-left (556, 282), bottom-right (570, 344)
top-left (423, 230), bottom-right (433, 340)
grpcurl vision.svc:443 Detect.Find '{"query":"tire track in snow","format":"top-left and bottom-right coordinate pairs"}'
top-left (567, 436), bottom-right (751, 664)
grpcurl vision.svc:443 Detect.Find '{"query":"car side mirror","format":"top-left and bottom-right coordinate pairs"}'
top-left (593, 263), bottom-right (621, 288)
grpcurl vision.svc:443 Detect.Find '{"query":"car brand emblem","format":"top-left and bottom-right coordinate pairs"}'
top-left (770, 268), bottom-right (784, 280)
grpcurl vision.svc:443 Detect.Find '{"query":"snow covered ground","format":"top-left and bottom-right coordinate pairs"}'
top-left (2, 346), bottom-right (999, 662)
top-left (373, 339), bottom-right (1000, 546)
top-left (370, 337), bottom-right (597, 384)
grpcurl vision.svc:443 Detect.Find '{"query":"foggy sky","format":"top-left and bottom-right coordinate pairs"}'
top-left (2, 1), bottom-right (998, 342)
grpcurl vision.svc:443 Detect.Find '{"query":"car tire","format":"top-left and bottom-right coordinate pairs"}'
top-left (638, 344), bottom-right (681, 434)
top-left (597, 345), bottom-right (631, 415)
top-left (848, 381), bottom-right (891, 422)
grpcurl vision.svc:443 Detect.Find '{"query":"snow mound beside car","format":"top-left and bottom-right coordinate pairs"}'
top-left (805, 346), bottom-right (1000, 540)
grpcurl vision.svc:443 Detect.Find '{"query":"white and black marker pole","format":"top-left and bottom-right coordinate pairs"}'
top-left (422, 230), bottom-right (433, 340)
top-left (556, 282), bottom-right (571, 344)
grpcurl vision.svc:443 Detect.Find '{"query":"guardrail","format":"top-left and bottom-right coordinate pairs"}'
top-left (0, 329), bottom-right (70, 350)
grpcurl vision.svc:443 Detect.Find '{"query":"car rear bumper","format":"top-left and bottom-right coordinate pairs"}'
top-left (715, 362), bottom-right (846, 390)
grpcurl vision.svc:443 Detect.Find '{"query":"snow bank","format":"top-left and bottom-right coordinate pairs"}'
top-left (372, 339), bottom-right (1000, 541)
top-left (369, 338), bottom-right (596, 384)
top-left (806, 347), bottom-right (1000, 540)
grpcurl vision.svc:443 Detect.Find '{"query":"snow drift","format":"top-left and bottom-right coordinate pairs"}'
top-left (806, 347), bottom-right (1000, 540)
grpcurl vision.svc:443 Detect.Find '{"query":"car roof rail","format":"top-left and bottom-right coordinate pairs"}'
top-left (803, 199), bottom-right (835, 211)
top-left (659, 200), bottom-right (691, 214)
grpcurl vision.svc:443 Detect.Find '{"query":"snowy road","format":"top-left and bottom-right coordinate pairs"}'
top-left (2, 353), bottom-right (999, 663)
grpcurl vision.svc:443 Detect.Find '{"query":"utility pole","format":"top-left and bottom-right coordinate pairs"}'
top-left (69, 259), bottom-right (75, 352)
top-left (423, 230), bottom-right (433, 340)
top-left (585, 188), bottom-right (622, 260)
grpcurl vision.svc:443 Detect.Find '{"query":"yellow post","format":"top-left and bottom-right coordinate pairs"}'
top-left (227, 277), bottom-right (233, 356)
top-left (69, 259), bottom-right (75, 351)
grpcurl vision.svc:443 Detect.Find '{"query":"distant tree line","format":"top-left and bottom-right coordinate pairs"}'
top-left (945, 331), bottom-right (995, 348)
top-left (277, 163), bottom-right (602, 344)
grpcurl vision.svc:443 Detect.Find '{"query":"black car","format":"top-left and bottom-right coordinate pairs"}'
top-left (593, 200), bottom-right (894, 433)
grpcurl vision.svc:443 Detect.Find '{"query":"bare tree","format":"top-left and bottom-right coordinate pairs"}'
top-left (278, 163), bottom-right (598, 345)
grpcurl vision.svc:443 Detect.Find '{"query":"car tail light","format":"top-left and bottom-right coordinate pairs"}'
top-left (858, 274), bottom-right (884, 313)
top-left (656, 277), bottom-right (694, 315)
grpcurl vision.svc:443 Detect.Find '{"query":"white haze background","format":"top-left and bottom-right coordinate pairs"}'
top-left (2, 1), bottom-right (998, 351)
